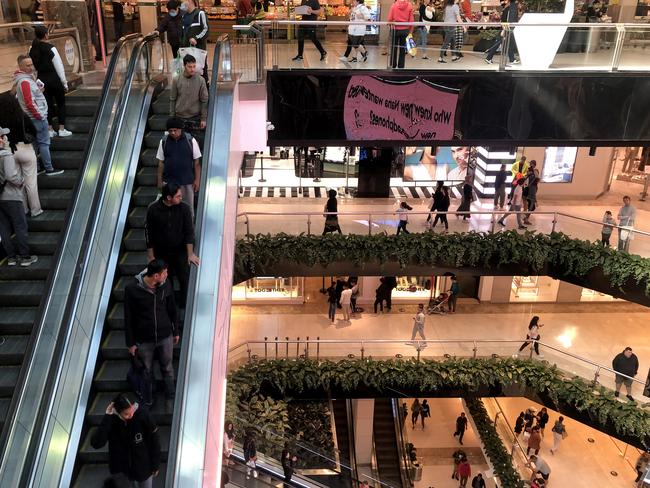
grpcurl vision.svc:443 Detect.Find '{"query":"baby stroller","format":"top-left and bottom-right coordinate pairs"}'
top-left (427, 292), bottom-right (449, 315)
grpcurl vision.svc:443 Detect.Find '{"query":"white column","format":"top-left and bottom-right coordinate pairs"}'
top-left (352, 399), bottom-right (376, 466)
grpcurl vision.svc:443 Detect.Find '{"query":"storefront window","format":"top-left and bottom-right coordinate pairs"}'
top-left (510, 276), bottom-right (560, 302)
top-left (232, 277), bottom-right (304, 303)
top-left (580, 287), bottom-right (619, 302)
top-left (392, 276), bottom-right (435, 299)
top-left (541, 147), bottom-right (577, 183)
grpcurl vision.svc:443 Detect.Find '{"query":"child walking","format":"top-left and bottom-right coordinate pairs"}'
top-left (601, 210), bottom-right (615, 247)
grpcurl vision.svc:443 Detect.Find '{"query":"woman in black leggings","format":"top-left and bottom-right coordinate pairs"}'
top-left (519, 316), bottom-right (544, 356)
top-left (431, 185), bottom-right (450, 232)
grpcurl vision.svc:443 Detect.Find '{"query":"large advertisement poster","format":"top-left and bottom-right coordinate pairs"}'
top-left (344, 76), bottom-right (459, 142)
top-left (403, 146), bottom-right (470, 183)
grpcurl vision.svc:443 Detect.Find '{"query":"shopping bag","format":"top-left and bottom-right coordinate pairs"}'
top-left (172, 56), bottom-right (183, 77)
top-left (406, 34), bottom-right (417, 57)
top-left (178, 47), bottom-right (207, 75)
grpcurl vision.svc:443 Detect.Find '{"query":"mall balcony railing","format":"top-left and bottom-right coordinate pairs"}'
top-left (227, 338), bottom-right (647, 400)
top-left (235, 209), bottom-right (650, 258)
top-left (231, 19), bottom-right (650, 80)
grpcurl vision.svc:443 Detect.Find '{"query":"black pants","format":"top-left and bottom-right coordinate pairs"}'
top-left (297, 26), bottom-right (325, 56)
top-left (432, 213), bottom-right (448, 229)
top-left (344, 35), bottom-right (365, 57)
top-left (440, 27), bottom-right (458, 58)
top-left (486, 34), bottom-right (516, 62)
top-left (448, 294), bottom-right (457, 312)
top-left (374, 297), bottom-right (384, 313)
top-left (396, 220), bottom-right (409, 234)
top-left (454, 428), bottom-right (465, 443)
top-left (0, 201), bottom-right (30, 257)
top-left (601, 232), bottom-right (611, 247)
top-left (519, 337), bottom-right (540, 355)
top-left (391, 29), bottom-right (409, 68)
top-left (283, 466), bottom-right (293, 484)
top-left (155, 247), bottom-right (190, 308)
top-left (43, 78), bottom-right (66, 127)
top-left (114, 19), bottom-right (125, 42)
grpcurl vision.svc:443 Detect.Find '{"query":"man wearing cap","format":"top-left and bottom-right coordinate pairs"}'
top-left (0, 127), bottom-right (38, 267)
top-left (156, 116), bottom-right (202, 217)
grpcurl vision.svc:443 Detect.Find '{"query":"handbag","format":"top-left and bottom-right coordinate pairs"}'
top-left (178, 47), bottom-right (208, 75)
top-left (405, 34), bottom-right (417, 57)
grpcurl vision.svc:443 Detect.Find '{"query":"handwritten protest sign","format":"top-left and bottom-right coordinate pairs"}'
top-left (343, 76), bottom-right (459, 141)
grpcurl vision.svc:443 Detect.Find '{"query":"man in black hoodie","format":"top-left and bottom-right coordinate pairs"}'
top-left (146, 182), bottom-right (200, 308)
top-left (91, 393), bottom-right (161, 487)
top-left (124, 259), bottom-right (179, 407)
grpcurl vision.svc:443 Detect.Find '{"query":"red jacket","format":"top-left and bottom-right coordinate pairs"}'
top-left (388, 0), bottom-right (414, 30)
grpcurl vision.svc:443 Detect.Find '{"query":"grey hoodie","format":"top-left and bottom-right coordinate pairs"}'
top-left (0, 148), bottom-right (25, 202)
top-left (14, 70), bottom-right (48, 121)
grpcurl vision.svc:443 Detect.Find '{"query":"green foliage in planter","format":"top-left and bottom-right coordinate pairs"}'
top-left (235, 231), bottom-right (650, 297)
top-left (465, 398), bottom-right (525, 488)
top-left (287, 401), bottom-right (336, 469)
top-left (478, 28), bottom-right (500, 41)
top-left (521, 0), bottom-right (566, 13)
top-left (228, 357), bottom-right (650, 444)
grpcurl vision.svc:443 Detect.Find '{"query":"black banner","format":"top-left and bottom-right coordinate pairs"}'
top-left (266, 71), bottom-right (650, 146)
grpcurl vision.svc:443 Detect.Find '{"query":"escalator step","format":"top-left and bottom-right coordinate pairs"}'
top-left (0, 256), bottom-right (52, 280)
top-left (50, 134), bottom-right (88, 151)
top-left (128, 207), bottom-right (147, 228)
top-left (37, 169), bottom-right (79, 190)
top-left (64, 117), bottom-right (95, 134)
top-left (0, 281), bottom-right (45, 307)
top-left (94, 360), bottom-right (131, 391)
top-left (140, 148), bottom-right (159, 168)
top-left (0, 336), bottom-right (29, 365)
top-left (0, 308), bottom-right (36, 334)
top-left (133, 187), bottom-right (158, 207)
top-left (27, 233), bottom-right (63, 255)
top-left (101, 330), bottom-right (181, 361)
top-left (107, 303), bottom-right (124, 330)
top-left (0, 366), bottom-right (20, 396)
top-left (124, 229), bottom-right (146, 251)
top-left (137, 167), bottom-right (157, 186)
top-left (119, 252), bottom-right (149, 276)
top-left (152, 98), bottom-right (171, 115)
top-left (145, 132), bottom-right (164, 150)
top-left (0, 398), bottom-right (10, 429)
top-left (148, 114), bottom-right (169, 132)
top-left (51, 151), bottom-right (84, 170)
top-left (73, 463), bottom-right (166, 488)
top-left (40, 189), bottom-right (73, 210)
top-left (27, 210), bottom-right (66, 232)
top-left (65, 100), bottom-right (99, 117)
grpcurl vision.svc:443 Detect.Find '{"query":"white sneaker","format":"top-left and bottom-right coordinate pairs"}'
top-left (58, 129), bottom-right (72, 137)
top-left (339, 55), bottom-right (347, 61)
top-left (31, 209), bottom-right (44, 217)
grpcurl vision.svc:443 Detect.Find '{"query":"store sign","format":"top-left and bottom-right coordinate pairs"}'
top-left (64, 39), bottom-right (75, 66)
top-left (343, 76), bottom-right (458, 142)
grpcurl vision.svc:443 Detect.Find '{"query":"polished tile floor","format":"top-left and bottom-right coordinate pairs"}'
top-left (229, 305), bottom-right (650, 399)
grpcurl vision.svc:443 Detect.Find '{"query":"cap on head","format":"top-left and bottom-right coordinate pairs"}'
top-left (166, 116), bottom-right (185, 131)
top-left (0, 127), bottom-right (10, 136)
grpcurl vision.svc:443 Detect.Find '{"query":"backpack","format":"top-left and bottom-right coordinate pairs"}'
top-left (161, 132), bottom-right (194, 159)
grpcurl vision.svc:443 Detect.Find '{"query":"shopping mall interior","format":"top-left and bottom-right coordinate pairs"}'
top-left (0, 0), bottom-right (650, 487)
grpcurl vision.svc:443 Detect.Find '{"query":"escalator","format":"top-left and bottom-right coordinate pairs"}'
top-left (332, 399), bottom-right (354, 488)
top-left (373, 399), bottom-right (403, 488)
top-left (72, 88), bottom-right (205, 486)
top-left (0, 88), bottom-right (99, 430)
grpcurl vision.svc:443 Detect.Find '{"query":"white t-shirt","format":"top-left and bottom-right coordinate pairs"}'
top-left (414, 311), bottom-right (425, 327)
top-left (397, 207), bottom-right (409, 221)
top-left (340, 288), bottom-right (353, 305)
top-left (156, 133), bottom-right (202, 161)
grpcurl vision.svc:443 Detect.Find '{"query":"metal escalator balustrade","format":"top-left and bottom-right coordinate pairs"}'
top-left (0, 33), bottom-right (142, 487)
top-left (0, 33), bottom-right (168, 488)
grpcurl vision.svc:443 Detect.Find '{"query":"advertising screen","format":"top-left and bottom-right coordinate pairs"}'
top-left (402, 146), bottom-right (470, 184)
top-left (541, 147), bottom-right (577, 183)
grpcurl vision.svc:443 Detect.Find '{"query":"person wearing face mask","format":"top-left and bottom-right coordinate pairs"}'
top-left (155, 0), bottom-right (183, 58)
top-left (180, 0), bottom-right (210, 83)
top-left (91, 393), bottom-right (161, 487)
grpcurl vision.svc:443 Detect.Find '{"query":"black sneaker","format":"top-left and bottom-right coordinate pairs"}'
top-left (19, 255), bottom-right (38, 267)
top-left (320, 51), bottom-right (328, 61)
top-left (614, 391), bottom-right (619, 397)
top-left (362, 51), bottom-right (368, 62)
top-left (626, 394), bottom-right (634, 401)
top-left (292, 55), bottom-right (303, 61)
top-left (485, 58), bottom-right (493, 64)
top-left (45, 169), bottom-right (64, 176)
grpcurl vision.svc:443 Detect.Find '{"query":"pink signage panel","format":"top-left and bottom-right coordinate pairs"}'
top-left (344, 76), bottom-right (459, 141)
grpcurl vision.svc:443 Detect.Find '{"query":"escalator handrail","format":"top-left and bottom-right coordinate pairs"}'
top-left (0, 32), bottom-right (141, 483)
top-left (165, 34), bottom-right (234, 487)
top-left (13, 33), bottom-right (164, 488)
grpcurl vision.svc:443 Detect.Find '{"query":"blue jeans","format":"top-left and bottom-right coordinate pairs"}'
top-left (415, 26), bottom-right (428, 51)
top-left (328, 302), bottom-right (336, 321)
top-left (0, 201), bottom-right (30, 257)
top-left (31, 119), bottom-right (53, 171)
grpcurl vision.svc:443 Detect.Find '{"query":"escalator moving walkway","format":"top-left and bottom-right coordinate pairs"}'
top-left (373, 398), bottom-right (403, 488)
top-left (72, 87), bottom-right (204, 487)
top-left (0, 88), bottom-right (99, 431)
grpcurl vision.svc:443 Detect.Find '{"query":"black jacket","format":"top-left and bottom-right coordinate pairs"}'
top-left (612, 351), bottom-right (639, 377)
top-left (472, 475), bottom-right (486, 488)
top-left (29, 40), bottom-right (64, 88)
top-left (157, 14), bottom-right (182, 48)
top-left (124, 271), bottom-right (178, 347)
top-left (145, 198), bottom-right (195, 253)
top-left (243, 437), bottom-right (257, 461)
top-left (495, 170), bottom-right (508, 189)
top-left (90, 407), bottom-right (161, 482)
top-left (181, 8), bottom-right (209, 49)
